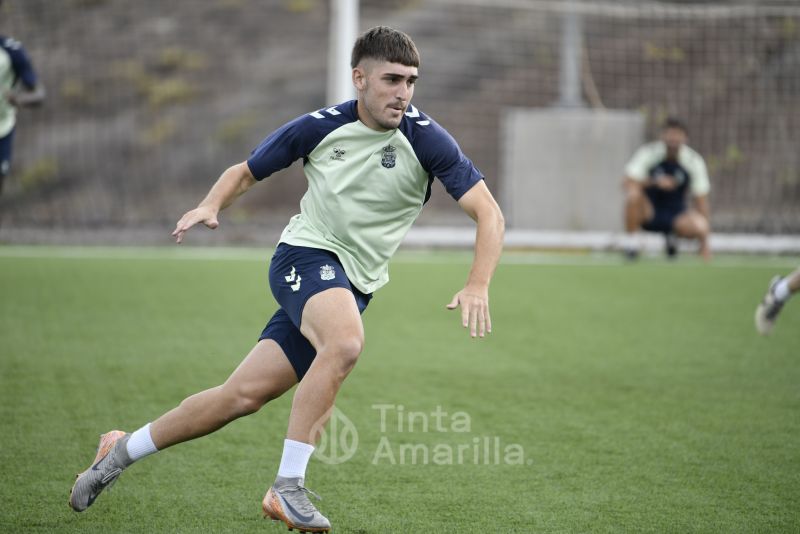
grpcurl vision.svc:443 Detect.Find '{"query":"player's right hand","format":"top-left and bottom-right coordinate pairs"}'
top-left (172, 206), bottom-right (219, 243)
top-left (654, 175), bottom-right (678, 191)
top-left (446, 287), bottom-right (492, 339)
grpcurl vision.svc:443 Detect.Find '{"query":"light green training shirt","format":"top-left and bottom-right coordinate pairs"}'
top-left (246, 100), bottom-right (483, 294)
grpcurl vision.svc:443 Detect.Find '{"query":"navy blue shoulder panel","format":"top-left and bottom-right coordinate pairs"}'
top-left (398, 104), bottom-right (483, 202)
top-left (247, 100), bottom-right (358, 180)
top-left (0, 36), bottom-right (37, 88)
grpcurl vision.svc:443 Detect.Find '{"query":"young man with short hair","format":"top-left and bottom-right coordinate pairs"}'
top-left (69, 26), bottom-right (504, 533)
top-left (622, 118), bottom-right (711, 260)
top-left (0, 31), bottom-right (45, 194)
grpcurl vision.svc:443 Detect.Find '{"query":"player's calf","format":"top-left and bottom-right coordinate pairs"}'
top-left (673, 211), bottom-right (711, 259)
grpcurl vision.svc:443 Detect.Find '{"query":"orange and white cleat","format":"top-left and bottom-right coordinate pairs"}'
top-left (263, 476), bottom-right (331, 533)
top-left (69, 430), bottom-right (131, 512)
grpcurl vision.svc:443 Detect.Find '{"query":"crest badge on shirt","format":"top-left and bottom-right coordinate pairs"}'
top-left (320, 264), bottom-right (335, 281)
top-left (381, 145), bottom-right (396, 169)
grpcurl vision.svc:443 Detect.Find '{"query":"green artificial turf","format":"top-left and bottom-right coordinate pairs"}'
top-left (1, 247), bottom-right (798, 533)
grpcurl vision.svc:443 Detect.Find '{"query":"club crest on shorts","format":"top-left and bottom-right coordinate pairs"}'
top-left (381, 144), bottom-right (397, 169)
top-left (320, 264), bottom-right (335, 281)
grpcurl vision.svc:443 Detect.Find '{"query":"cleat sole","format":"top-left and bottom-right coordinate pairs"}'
top-left (262, 487), bottom-right (330, 533)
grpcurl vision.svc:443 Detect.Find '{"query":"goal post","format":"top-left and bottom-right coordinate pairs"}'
top-left (327, 0), bottom-right (359, 105)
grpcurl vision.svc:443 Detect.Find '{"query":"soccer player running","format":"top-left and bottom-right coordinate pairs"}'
top-left (0, 30), bottom-right (45, 194)
top-left (69, 27), bottom-right (504, 533)
top-left (755, 268), bottom-right (800, 335)
top-left (622, 118), bottom-right (711, 260)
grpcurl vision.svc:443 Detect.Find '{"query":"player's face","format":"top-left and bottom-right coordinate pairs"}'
top-left (662, 127), bottom-right (687, 155)
top-left (354, 61), bottom-right (418, 131)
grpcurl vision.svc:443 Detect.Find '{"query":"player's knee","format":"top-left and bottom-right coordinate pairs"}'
top-left (220, 382), bottom-right (273, 418)
top-left (323, 335), bottom-right (364, 375)
top-left (682, 215), bottom-right (709, 238)
top-left (232, 396), bottom-right (263, 417)
top-left (624, 187), bottom-right (643, 204)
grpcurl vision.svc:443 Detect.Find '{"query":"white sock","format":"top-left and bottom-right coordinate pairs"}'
top-left (774, 278), bottom-right (792, 302)
top-left (126, 423), bottom-right (159, 462)
top-left (621, 233), bottom-right (640, 251)
top-left (277, 439), bottom-right (315, 480)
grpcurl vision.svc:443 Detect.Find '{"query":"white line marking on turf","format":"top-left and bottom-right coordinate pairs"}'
top-left (0, 246), bottom-right (268, 262)
top-left (0, 246), bottom-right (797, 269)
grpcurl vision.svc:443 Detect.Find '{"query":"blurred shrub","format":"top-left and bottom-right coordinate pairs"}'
top-left (145, 79), bottom-right (196, 108)
top-left (140, 117), bottom-right (178, 146)
top-left (156, 47), bottom-right (208, 73)
top-left (644, 42), bottom-right (686, 62)
top-left (60, 78), bottom-right (88, 104)
top-left (782, 17), bottom-right (797, 38)
top-left (707, 144), bottom-right (745, 175)
top-left (778, 168), bottom-right (799, 186)
top-left (286, 0), bottom-right (321, 12)
top-left (216, 115), bottom-right (258, 145)
top-left (19, 158), bottom-right (58, 190)
top-left (70, 0), bottom-right (109, 8)
top-left (110, 59), bottom-right (197, 108)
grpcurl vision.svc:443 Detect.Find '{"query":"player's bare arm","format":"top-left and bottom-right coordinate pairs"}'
top-left (172, 161), bottom-right (256, 243)
top-left (447, 180), bottom-right (504, 338)
top-left (694, 194), bottom-right (710, 221)
top-left (6, 81), bottom-right (45, 107)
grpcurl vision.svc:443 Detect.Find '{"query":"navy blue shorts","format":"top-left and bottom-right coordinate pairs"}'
top-left (642, 207), bottom-right (685, 234)
top-left (0, 128), bottom-right (15, 184)
top-left (259, 243), bottom-right (372, 380)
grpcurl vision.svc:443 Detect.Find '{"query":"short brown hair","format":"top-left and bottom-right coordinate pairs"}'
top-left (662, 117), bottom-right (688, 134)
top-left (350, 26), bottom-right (420, 69)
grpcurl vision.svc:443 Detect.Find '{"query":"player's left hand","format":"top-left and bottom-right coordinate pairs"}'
top-left (654, 175), bottom-right (678, 191)
top-left (172, 206), bottom-right (219, 244)
top-left (447, 287), bottom-right (492, 338)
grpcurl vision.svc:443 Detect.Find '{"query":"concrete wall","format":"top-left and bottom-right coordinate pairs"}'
top-left (501, 109), bottom-right (645, 231)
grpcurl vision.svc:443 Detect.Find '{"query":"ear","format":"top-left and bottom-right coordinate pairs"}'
top-left (352, 66), bottom-right (366, 91)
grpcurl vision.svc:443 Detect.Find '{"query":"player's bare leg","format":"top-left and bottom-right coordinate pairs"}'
top-left (289, 288), bottom-right (364, 443)
top-left (70, 340), bottom-right (298, 512)
top-left (788, 269), bottom-right (800, 293)
top-left (263, 287), bottom-right (364, 533)
top-left (622, 181), bottom-right (653, 259)
top-left (674, 210), bottom-right (711, 261)
top-left (624, 185), bottom-right (654, 232)
top-left (149, 339), bottom-right (298, 448)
